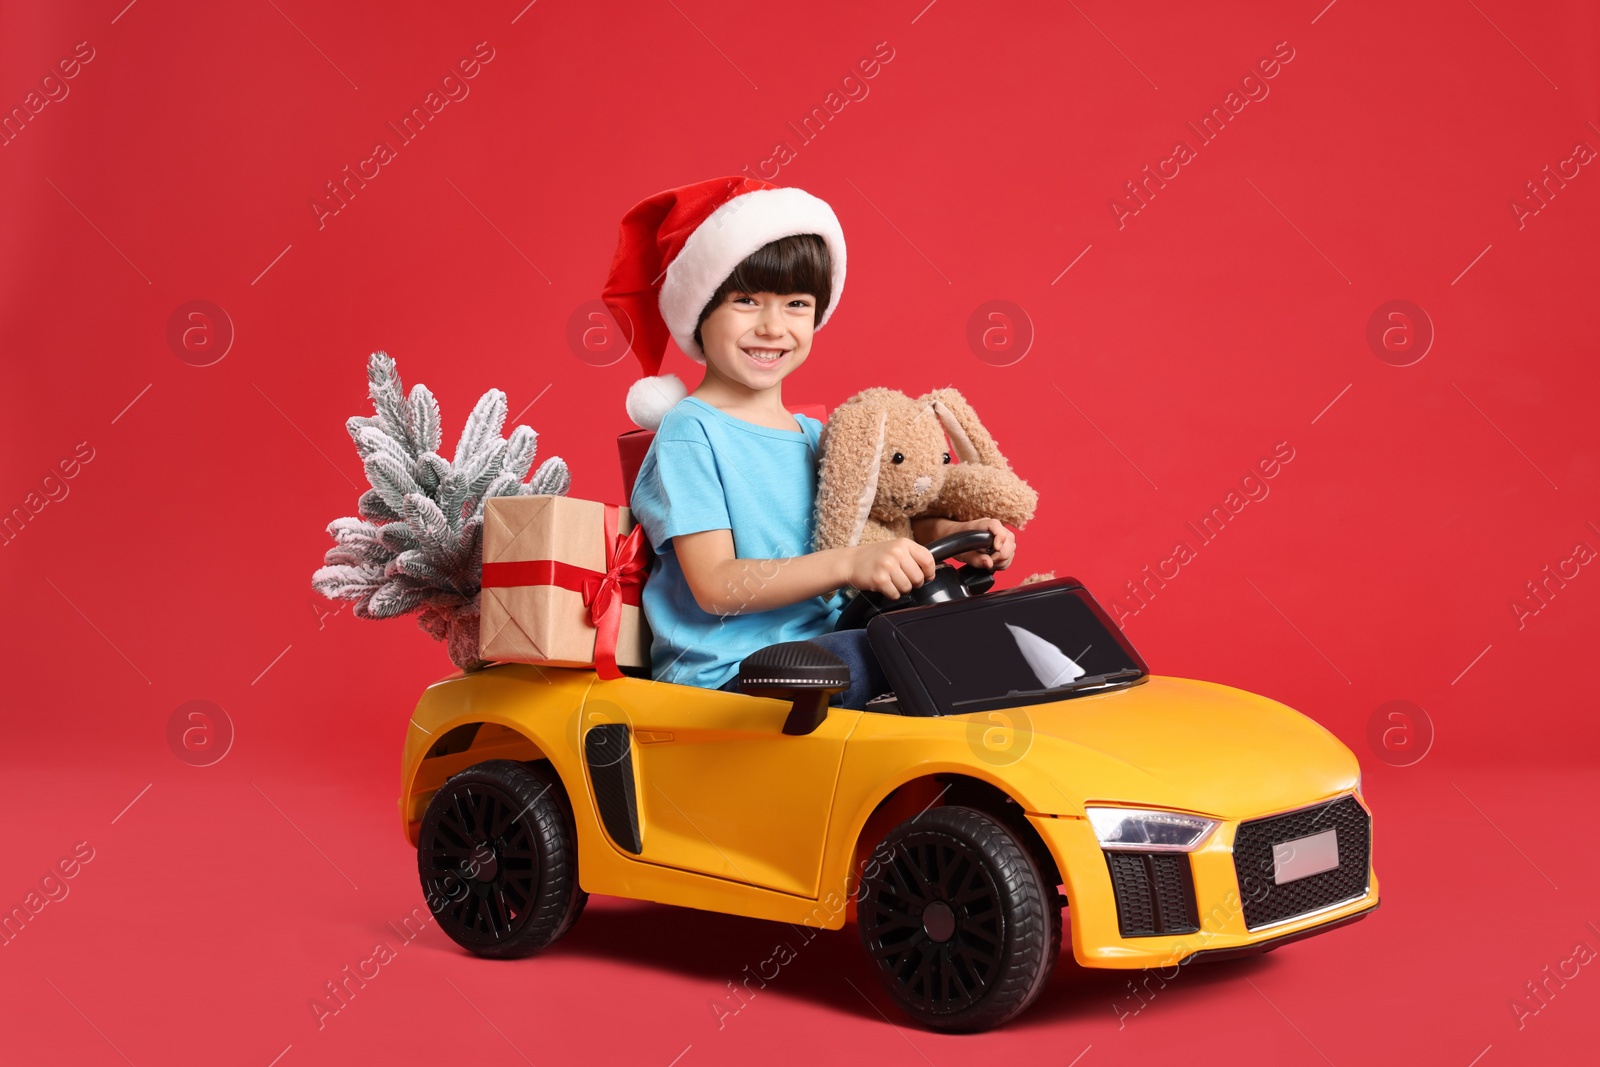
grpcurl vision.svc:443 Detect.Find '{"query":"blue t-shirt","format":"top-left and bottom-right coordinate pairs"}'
top-left (629, 396), bottom-right (844, 689)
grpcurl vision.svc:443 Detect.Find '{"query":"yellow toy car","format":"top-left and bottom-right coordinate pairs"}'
top-left (400, 532), bottom-right (1379, 1032)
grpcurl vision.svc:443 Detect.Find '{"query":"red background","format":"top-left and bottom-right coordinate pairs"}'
top-left (2, 1), bottom-right (1596, 1064)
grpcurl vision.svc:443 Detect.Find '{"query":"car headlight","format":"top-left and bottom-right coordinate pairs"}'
top-left (1086, 807), bottom-right (1218, 852)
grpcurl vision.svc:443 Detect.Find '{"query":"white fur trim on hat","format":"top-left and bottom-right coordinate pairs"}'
top-left (659, 187), bottom-right (847, 363)
top-left (626, 372), bottom-right (688, 431)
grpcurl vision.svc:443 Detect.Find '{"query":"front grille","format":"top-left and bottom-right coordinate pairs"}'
top-left (1233, 795), bottom-right (1370, 929)
top-left (1105, 852), bottom-right (1200, 937)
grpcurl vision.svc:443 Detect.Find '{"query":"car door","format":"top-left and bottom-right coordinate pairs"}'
top-left (581, 681), bottom-right (858, 898)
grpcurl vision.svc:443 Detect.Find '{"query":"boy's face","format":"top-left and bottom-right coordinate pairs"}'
top-left (697, 290), bottom-right (816, 393)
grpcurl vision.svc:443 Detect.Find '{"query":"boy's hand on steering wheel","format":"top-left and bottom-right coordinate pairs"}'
top-left (847, 538), bottom-right (936, 599)
top-left (948, 517), bottom-right (1015, 570)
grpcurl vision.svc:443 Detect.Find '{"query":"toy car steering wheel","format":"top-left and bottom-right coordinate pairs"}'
top-left (833, 530), bottom-right (997, 632)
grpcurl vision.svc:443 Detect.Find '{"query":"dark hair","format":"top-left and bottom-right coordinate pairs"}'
top-left (692, 233), bottom-right (832, 351)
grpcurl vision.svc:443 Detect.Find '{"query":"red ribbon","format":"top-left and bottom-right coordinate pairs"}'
top-left (481, 503), bottom-right (649, 680)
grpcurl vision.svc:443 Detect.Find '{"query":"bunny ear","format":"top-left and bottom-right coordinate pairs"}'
top-left (924, 387), bottom-right (1009, 469)
top-left (813, 395), bottom-right (889, 551)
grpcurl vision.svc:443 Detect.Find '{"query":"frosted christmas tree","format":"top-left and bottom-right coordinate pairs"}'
top-left (311, 352), bottom-right (570, 670)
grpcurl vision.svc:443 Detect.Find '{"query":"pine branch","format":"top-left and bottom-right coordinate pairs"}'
top-left (408, 383), bottom-right (442, 454)
top-left (453, 388), bottom-right (507, 466)
top-left (366, 352), bottom-right (410, 446)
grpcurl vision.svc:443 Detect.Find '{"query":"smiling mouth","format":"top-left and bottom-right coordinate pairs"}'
top-left (740, 346), bottom-right (789, 366)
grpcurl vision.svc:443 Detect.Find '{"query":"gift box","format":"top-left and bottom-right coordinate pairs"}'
top-left (480, 496), bottom-right (652, 678)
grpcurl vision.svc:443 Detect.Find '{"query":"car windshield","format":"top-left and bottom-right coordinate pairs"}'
top-left (873, 582), bottom-right (1146, 716)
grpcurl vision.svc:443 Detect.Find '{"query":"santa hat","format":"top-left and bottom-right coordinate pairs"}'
top-left (601, 176), bottom-right (847, 430)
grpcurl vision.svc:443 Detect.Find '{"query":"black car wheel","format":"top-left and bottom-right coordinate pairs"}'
top-left (417, 759), bottom-right (586, 958)
top-left (857, 805), bottom-right (1062, 1032)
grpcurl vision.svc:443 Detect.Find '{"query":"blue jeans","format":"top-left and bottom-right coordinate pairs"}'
top-left (718, 628), bottom-right (890, 710)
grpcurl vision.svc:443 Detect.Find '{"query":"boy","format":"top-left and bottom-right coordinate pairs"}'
top-left (602, 177), bottom-right (1015, 709)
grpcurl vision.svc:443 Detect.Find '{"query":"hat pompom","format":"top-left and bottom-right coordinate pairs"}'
top-left (626, 373), bottom-right (688, 431)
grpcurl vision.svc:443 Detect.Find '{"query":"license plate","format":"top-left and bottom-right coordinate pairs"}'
top-left (1272, 828), bottom-right (1340, 885)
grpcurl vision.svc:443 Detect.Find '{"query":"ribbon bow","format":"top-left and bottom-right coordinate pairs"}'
top-left (581, 505), bottom-right (649, 679)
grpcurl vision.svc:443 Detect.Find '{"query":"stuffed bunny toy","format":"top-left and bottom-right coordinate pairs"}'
top-left (813, 386), bottom-right (1037, 551)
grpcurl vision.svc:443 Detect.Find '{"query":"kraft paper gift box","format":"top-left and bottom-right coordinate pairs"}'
top-left (480, 496), bottom-right (652, 678)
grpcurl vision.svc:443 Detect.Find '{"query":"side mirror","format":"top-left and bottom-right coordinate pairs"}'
top-left (739, 641), bottom-right (851, 736)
